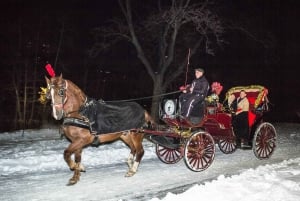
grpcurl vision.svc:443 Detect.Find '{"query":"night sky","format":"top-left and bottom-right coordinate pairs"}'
top-left (0, 0), bottom-right (299, 125)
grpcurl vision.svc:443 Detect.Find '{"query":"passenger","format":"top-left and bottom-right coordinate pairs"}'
top-left (232, 90), bottom-right (251, 149)
top-left (179, 68), bottom-right (209, 119)
top-left (224, 93), bottom-right (236, 113)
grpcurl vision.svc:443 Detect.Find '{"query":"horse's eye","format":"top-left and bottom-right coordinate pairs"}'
top-left (58, 88), bottom-right (65, 97)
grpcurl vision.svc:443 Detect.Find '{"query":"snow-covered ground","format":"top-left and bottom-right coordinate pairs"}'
top-left (0, 123), bottom-right (299, 201)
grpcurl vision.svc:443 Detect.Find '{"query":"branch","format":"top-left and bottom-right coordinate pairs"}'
top-left (227, 24), bottom-right (273, 48)
top-left (88, 19), bottom-right (131, 57)
top-left (120, 0), bottom-right (155, 80)
top-left (163, 38), bottom-right (203, 88)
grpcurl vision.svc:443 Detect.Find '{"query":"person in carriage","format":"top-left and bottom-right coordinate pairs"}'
top-left (232, 90), bottom-right (251, 149)
top-left (179, 68), bottom-right (209, 120)
top-left (223, 93), bottom-right (237, 113)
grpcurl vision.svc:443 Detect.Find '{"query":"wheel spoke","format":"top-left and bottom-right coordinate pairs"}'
top-left (218, 137), bottom-right (236, 154)
top-left (184, 131), bottom-right (215, 172)
top-left (156, 144), bottom-right (183, 164)
top-left (253, 122), bottom-right (277, 159)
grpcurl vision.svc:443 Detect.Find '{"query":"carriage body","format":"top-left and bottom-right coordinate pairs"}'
top-left (145, 85), bottom-right (277, 172)
top-left (204, 85), bottom-right (270, 143)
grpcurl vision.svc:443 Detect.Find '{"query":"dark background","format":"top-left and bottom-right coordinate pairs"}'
top-left (0, 0), bottom-right (299, 131)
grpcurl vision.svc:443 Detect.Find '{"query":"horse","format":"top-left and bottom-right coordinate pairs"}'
top-left (45, 74), bottom-right (155, 185)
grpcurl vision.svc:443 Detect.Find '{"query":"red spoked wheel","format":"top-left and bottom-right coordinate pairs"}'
top-left (184, 131), bottom-right (215, 172)
top-left (253, 122), bottom-right (277, 159)
top-left (156, 144), bottom-right (183, 164)
top-left (218, 137), bottom-right (237, 154)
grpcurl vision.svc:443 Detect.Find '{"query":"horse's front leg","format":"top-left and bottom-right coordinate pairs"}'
top-left (64, 142), bottom-right (88, 185)
top-left (64, 144), bottom-right (85, 172)
top-left (68, 150), bottom-right (82, 185)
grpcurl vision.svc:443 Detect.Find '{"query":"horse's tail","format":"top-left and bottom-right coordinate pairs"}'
top-left (144, 111), bottom-right (156, 129)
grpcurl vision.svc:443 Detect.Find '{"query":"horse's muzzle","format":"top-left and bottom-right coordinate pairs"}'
top-left (52, 105), bottom-right (64, 120)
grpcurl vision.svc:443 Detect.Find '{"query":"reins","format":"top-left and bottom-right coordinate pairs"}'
top-left (105, 90), bottom-right (181, 103)
top-left (104, 48), bottom-right (191, 104)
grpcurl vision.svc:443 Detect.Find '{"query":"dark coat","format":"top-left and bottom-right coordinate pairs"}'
top-left (189, 76), bottom-right (209, 96)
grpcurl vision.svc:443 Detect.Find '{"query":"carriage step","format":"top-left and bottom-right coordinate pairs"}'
top-left (148, 135), bottom-right (180, 149)
top-left (241, 143), bottom-right (252, 150)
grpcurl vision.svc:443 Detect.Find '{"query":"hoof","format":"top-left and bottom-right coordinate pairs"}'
top-left (67, 178), bottom-right (78, 185)
top-left (67, 168), bottom-right (81, 185)
top-left (70, 164), bottom-right (86, 172)
top-left (79, 164), bottom-right (86, 172)
top-left (125, 170), bottom-right (136, 177)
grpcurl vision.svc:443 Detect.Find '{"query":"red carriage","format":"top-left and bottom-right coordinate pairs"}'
top-left (144, 85), bottom-right (277, 172)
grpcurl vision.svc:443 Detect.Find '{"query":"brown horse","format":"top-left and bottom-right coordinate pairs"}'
top-left (45, 74), bottom-right (154, 185)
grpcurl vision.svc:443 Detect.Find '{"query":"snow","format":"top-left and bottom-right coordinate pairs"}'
top-left (0, 123), bottom-right (300, 201)
top-left (150, 159), bottom-right (300, 201)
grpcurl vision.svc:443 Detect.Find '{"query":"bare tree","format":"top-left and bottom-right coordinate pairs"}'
top-left (90, 0), bottom-right (225, 120)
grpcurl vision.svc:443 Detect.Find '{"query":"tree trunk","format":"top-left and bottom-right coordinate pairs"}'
top-left (22, 64), bottom-right (28, 129)
top-left (151, 74), bottom-right (164, 122)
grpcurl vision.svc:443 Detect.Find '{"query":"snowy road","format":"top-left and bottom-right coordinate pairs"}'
top-left (0, 123), bottom-right (300, 201)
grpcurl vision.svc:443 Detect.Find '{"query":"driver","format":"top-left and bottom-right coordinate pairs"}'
top-left (179, 68), bottom-right (209, 118)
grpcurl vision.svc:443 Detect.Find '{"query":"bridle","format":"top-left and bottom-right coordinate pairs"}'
top-left (47, 80), bottom-right (68, 115)
top-left (47, 79), bottom-right (88, 118)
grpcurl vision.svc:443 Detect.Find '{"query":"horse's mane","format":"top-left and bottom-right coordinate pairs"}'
top-left (66, 79), bottom-right (87, 103)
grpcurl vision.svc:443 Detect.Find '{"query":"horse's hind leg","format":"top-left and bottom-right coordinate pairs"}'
top-left (120, 133), bottom-right (136, 169)
top-left (125, 132), bottom-right (145, 177)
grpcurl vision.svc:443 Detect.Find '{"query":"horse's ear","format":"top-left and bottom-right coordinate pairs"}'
top-left (59, 73), bottom-right (63, 80)
top-left (45, 76), bottom-right (50, 85)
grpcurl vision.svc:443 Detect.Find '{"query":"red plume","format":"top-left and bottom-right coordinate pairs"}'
top-left (45, 64), bottom-right (56, 77)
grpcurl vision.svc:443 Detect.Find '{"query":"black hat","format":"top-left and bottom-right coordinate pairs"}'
top-left (194, 68), bottom-right (204, 73)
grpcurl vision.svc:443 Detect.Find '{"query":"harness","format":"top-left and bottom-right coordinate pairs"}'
top-left (48, 79), bottom-right (149, 142)
top-left (48, 79), bottom-right (93, 131)
top-left (62, 117), bottom-right (101, 146)
top-left (63, 117), bottom-right (91, 130)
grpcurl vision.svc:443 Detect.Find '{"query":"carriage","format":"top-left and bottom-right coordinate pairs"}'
top-left (143, 85), bottom-right (277, 172)
top-left (43, 69), bottom-right (277, 184)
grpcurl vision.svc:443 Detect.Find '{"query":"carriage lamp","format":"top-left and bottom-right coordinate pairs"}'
top-left (163, 99), bottom-right (177, 116)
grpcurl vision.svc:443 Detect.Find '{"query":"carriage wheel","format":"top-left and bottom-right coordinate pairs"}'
top-left (184, 131), bottom-right (215, 172)
top-left (218, 137), bottom-right (237, 154)
top-left (253, 122), bottom-right (277, 159)
top-left (156, 144), bottom-right (183, 164)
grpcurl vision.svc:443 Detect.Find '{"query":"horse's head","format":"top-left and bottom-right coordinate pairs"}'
top-left (45, 74), bottom-right (67, 120)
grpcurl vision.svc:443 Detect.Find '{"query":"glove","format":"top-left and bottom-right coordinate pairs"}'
top-left (179, 85), bottom-right (186, 91)
top-left (179, 84), bottom-right (190, 91)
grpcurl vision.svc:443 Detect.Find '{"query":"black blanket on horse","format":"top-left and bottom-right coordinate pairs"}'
top-left (79, 98), bottom-right (145, 134)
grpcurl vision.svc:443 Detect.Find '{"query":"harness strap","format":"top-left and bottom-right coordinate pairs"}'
top-left (91, 135), bottom-right (101, 147)
top-left (63, 117), bottom-right (91, 130)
